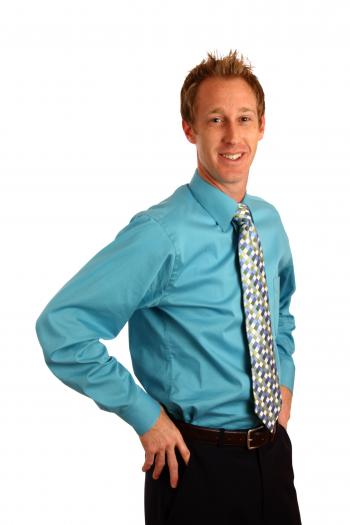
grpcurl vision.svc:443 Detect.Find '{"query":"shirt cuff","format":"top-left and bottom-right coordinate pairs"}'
top-left (117, 386), bottom-right (161, 436)
top-left (279, 356), bottom-right (295, 393)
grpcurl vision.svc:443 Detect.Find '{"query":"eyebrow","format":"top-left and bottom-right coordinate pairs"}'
top-left (207, 106), bottom-right (256, 115)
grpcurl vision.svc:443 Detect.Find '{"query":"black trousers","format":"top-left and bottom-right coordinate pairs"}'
top-left (144, 420), bottom-right (302, 524)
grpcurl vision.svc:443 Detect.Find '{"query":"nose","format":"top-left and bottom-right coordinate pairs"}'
top-left (223, 121), bottom-right (240, 144)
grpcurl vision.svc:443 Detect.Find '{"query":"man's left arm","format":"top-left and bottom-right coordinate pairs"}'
top-left (279, 385), bottom-right (293, 429)
top-left (275, 218), bottom-right (297, 430)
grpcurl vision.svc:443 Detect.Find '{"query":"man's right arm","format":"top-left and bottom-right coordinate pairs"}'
top-left (35, 213), bottom-right (175, 436)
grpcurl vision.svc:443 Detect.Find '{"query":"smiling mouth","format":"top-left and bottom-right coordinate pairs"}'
top-left (219, 152), bottom-right (245, 162)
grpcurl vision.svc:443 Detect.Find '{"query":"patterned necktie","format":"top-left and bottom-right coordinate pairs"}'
top-left (232, 203), bottom-right (282, 432)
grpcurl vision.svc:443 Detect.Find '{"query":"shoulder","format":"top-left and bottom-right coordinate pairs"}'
top-left (128, 183), bottom-right (193, 238)
top-left (248, 192), bottom-right (289, 230)
top-left (248, 192), bottom-right (290, 241)
top-left (247, 193), bottom-right (282, 219)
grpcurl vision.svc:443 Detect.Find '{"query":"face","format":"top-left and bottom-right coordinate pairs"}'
top-left (182, 76), bottom-right (265, 196)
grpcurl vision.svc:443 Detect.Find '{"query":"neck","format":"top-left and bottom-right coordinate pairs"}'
top-left (197, 164), bottom-right (247, 203)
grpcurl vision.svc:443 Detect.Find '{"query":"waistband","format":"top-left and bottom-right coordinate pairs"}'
top-left (168, 412), bottom-right (278, 450)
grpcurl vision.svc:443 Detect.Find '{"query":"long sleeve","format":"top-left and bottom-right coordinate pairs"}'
top-left (276, 223), bottom-right (297, 393)
top-left (35, 213), bottom-right (176, 436)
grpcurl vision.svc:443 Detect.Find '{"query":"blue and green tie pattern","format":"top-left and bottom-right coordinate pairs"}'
top-left (232, 203), bottom-right (282, 432)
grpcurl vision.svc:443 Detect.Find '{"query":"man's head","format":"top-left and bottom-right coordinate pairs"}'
top-left (181, 50), bottom-right (265, 199)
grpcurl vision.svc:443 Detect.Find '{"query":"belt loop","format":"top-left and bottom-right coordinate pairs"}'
top-left (217, 428), bottom-right (225, 447)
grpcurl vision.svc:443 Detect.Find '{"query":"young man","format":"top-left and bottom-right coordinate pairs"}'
top-left (36, 50), bottom-right (302, 524)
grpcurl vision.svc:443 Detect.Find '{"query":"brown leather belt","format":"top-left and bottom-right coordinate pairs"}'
top-left (169, 413), bottom-right (277, 450)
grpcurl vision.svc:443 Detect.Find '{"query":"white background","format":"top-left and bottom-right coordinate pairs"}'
top-left (1, 1), bottom-right (350, 523)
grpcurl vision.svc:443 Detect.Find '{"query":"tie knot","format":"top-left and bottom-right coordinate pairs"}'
top-left (232, 203), bottom-right (252, 227)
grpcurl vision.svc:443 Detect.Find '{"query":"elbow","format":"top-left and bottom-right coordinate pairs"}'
top-left (35, 308), bottom-right (56, 367)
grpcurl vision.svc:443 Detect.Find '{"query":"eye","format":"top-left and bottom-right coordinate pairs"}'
top-left (240, 116), bottom-right (251, 122)
top-left (210, 117), bottom-right (223, 123)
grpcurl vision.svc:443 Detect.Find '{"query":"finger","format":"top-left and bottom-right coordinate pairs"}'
top-left (152, 450), bottom-right (166, 479)
top-left (166, 448), bottom-right (179, 489)
top-left (177, 439), bottom-right (191, 466)
top-left (142, 451), bottom-right (155, 472)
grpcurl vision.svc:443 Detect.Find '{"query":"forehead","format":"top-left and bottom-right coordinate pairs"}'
top-left (195, 76), bottom-right (257, 113)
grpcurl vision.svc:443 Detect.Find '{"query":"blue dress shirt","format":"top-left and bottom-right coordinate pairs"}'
top-left (35, 168), bottom-right (296, 436)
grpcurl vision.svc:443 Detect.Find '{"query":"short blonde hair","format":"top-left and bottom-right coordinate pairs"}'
top-left (180, 49), bottom-right (265, 129)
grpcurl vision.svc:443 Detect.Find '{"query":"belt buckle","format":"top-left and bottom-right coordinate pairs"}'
top-left (247, 425), bottom-right (265, 450)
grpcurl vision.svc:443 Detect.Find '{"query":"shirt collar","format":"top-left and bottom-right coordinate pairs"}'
top-left (188, 168), bottom-right (253, 233)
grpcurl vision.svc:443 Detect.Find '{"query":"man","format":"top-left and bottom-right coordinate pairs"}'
top-left (36, 49), bottom-right (302, 524)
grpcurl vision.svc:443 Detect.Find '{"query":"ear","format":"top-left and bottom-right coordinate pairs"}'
top-left (182, 119), bottom-right (197, 145)
top-left (258, 114), bottom-right (265, 140)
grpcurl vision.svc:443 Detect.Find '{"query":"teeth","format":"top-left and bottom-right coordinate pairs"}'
top-left (221, 153), bottom-right (243, 160)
